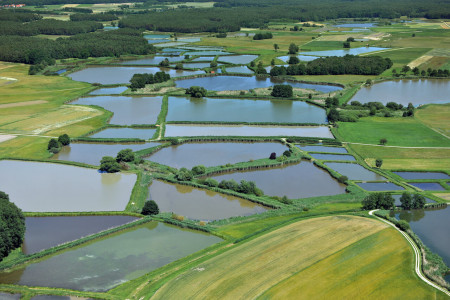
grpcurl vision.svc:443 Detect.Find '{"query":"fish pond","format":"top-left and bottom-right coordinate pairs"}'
top-left (23, 216), bottom-right (139, 255)
top-left (68, 66), bottom-right (204, 84)
top-left (185, 51), bottom-right (232, 56)
top-left (174, 75), bottom-right (342, 93)
top-left (225, 66), bottom-right (254, 74)
top-left (277, 55), bottom-right (318, 62)
top-left (89, 128), bottom-right (156, 139)
top-left (325, 162), bottom-right (386, 181)
top-left (333, 23), bottom-right (377, 28)
top-left (164, 124), bottom-right (334, 138)
top-left (53, 142), bottom-right (161, 165)
top-left (310, 153), bottom-right (355, 161)
top-left (166, 96), bottom-right (327, 123)
top-left (0, 293), bottom-right (20, 300)
top-left (89, 86), bottom-right (128, 95)
top-left (208, 160), bottom-right (347, 199)
top-left (408, 182), bottom-right (446, 191)
top-left (0, 222), bottom-right (221, 292)
top-left (391, 206), bottom-right (450, 268)
top-left (217, 55), bottom-right (258, 64)
top-left (146, 141), bottom-right (288, 169)
top-left (299, 47), bottom-right (387, 57)
top-left (71, 96), bottom-right (162, 125)
top-left (297, 145), bottom-right (348, 153)
top-left (0, 160), bottom-right (136, 212)
top-left (148, 180), bottom-right (268, 220)
top-left (394, 172), bottom-right (450, 180)
top-left (192, 56), bottom-right (215, 62)
top-left (177, 62), bottom-right (222, 69)
top-left (350, 79), bottom-right (450, 106)
top-left (144, 34), bottom-right (171, 39)
top-left (119, 56), bottom-right (183, 65)
top-left (357, 182), bottom-right (405, 191)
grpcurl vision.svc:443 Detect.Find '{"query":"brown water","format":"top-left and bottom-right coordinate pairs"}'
top-left (166, 96), bottom-right (327, 123)
top-left (0, 160), bottom-right (136, 212)
top-left (209, 160), bottom-right (347, 199)
top-left (71, 96), bottom-right (162, 125)
top-left (148, 180), bottom-right (268, 220)
top-left (53, 142), bottom-right (161, 166)
top-left (350, 79), bottom-right (450, 106)
top-left (68, 66), bottom-right (204, 84)
top-left (23, 216), bottom-right (139, 254)
top-left (146, 141), bottom-right (288, 168)
top-left (164, 124), bottom-right (334, 138)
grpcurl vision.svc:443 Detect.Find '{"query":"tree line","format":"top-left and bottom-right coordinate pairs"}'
top-left (0, 19), bottom-right (103, 36)
top-left (0, 191), bottom-right (25, 262)
top-left (130, 71), bottom-right (171, 90)
top-left (70, 12), bottom-right (118, 22)
top-left (270, 55), bottom-right (393, 76)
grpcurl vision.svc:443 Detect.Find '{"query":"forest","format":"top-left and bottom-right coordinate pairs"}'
top-left (0, 19), bottom-right (103, 36)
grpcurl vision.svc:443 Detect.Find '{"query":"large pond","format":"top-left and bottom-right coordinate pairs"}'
top-left (192, 56), bottom-right (215, 62)
top-left (185, 51), bottom-right (232, 56)
top-left (299, 47), bottom-right (388, 57)
top-left (356, 182), bottom-right (404, 191)
top-left (0, 160), bottom-right (136, 212)
top-left (217, 55), bottom-right (258, 64)
top-left (0, 222), bottom-right (221, 292)
top-left (391, 206), bottom-right (450, 268)
top-left (310, 153), bottom-right (355, 161)
top-left (53, 142), bottom-right (161, 165)
top-left (148, 180), bottom-right (268, 220)
top-left (394, 171), bottom-right (450, 180)
top-left (225, 66), bottom-right (254, 74)
top-left (164, 124), bottom-right (334, 138)
top-left (325, 162), bottom-right (386, 181)
top-left (71, 96), bottom-right (162, 125)
top-left (178, 62), bottom-right (222, 69)
top-left (23, 216), bottom-right (139, 255)
top-left (68, 66), bottom-right (204, 84)
top-left (209, 160), bottom-right (347, 199)
top-left (146, 141), bottom-right (288, 168)
top-left (175, 75), bottom-right (342, 93)
top-left (89, 87), bottom-right (128, 95)
top-left (333, 23), bottom-right (376, 28)
top-left (0, 293), bottom-right (20, 300)
top-left (408, 182), bottom-right (446, 191)
top-left (350, 79), bottom-right (450, 106)
top-left (297, 145), bottom-right (348, 153)
top-left (166, 96), bottom-right (327, 123)
top-left (119, 56), bottom-right (183, 65)
top-left (89, 128), bottom-right (156, 139)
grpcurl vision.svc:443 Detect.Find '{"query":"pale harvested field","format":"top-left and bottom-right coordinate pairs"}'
top-left (408, 55), bottom-right (433, 68)
top-left (433, 193), bottom-right (450, 201)
top-left (0, 100), bottom-right (47, 109)
top-left (0, 135), bottom-right (16, 143)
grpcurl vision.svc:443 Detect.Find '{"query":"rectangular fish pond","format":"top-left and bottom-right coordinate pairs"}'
top-left (394, 171), bottom-right (450, 180)
top-left (88, 86), bottom-right (128, 95)
top-left (0, 160), bottom-right (136, 212)
top-left (325, 162), bottom-right (386, 181)
top-left (356, 182), bottom-right (405, 191)
top-left (0, 222), bottom-right (221, 292)
top-left (148, 180), bottom-right (268, 221)
top-left (407, 182), bottom-right (446, 191)
top-left (88, 128), bottom-right (156, 139)
top-left (297, 145), bottom-right (348, 153)
top-left (120, 56), bottom-right (184, 65)
top-left (166, 96), bottom-right (327, 124)
top-left (310, 153), bottom-right (355, 161)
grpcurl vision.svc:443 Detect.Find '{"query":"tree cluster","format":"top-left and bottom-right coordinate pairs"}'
top-left (271, 84), bottom-right (293, 98)
top-left (141, 200), bottom-right (159, 215)
top-left (361, 193), bottom-right (395, 210)
top-left (99, 149), bottom-right (135, 173)
top-left (218, 179), bottom-right (263, 196)
top-left (186, 86), bottom-right (207, 98)
top-left (62, 7), bottom-right (93, 13)
top-left (0, 191), bottom-right (25, 262)
top-left (0, 19), bottom-right (103, 36)
top-left (400, 193), bottom-right (426, 210)
top-left (47, 134), bottom-right (70, 154)
top-left (129, 71), bottom-right (171, 90)
top-left (253, 32), bottom-right (272, 40)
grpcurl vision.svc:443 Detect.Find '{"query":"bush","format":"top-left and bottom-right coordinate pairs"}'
top-left (283, 150), bottom-right (292, 157)
top-left (116, 149), bottom-right (135, 162)
top-left (204, 178), bottom-right (219, 187)
top-left (337, 175), bottom-right (348, 183)
top-left (99, 156), bottom-right (121, 173)
top-left (280, 196), bottom-right (293, 205)
top-left (253, 32), bottom-right (272, 40)
top-left (361, 193), bottom-right (395, 210)
top-left (288, 56), bottom-right (300, 64)
top-left (375, 158), bottom-right (383, 168)
top-left (269, 152), bottom-right (277, 159)
top-left (57, 134), bottom-right (70, 146)
top-left (192, 165), bottom-right (206, 175)
top-left (142, 200), bottom-right (159, 215)
top-left (47, 138), bottom-right (60, 150)
top-left (210, 61), bottom-right (218, 68)
top-left (186, 86), bottom-right (207, 98)
top-left (396, 220), bottom-right (410, 231)
top-left (271, 84), bottom-right (293, 98)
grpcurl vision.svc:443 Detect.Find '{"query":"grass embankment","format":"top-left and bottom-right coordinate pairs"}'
top-left (149, 215), bottom-right (447, 299)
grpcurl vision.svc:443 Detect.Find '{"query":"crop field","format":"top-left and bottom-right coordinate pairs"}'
top-left (415, 104), bottom-right (450, 137)
top-left (336, 117), bottom-right (450, 147)
top-left (149, 215), bottom-right (446, 299)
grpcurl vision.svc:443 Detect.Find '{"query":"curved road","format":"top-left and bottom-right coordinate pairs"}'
top-left (369, 209), bottom-right (450, 297)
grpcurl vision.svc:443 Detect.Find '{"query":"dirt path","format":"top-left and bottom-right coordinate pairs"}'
top-left (369, 210), bottom-right (450, 297)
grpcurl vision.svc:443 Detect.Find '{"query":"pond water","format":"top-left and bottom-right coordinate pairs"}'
top-left (217, 55), bottom-right (258, 64)
top-left (350, 79), bottom-right (450, 106)
top-left (0, 222), bottom-right (221, 292)
top-left (147, 39), bottom-right (171, 44)
top-left (164, 124), bottom-right (334, 138)
top-left (394, 172), bottom-right (450, 180)
top-left (103, 26), bottom-right (119, 31)
top-left (325, 162), bottom-right (386, 181)
top-left (185, 51), bottom-right (232, 56)
top-left (56, 69), bottom-right (66, 75)
top-left (181, 46), bottom-right (224, 51)
top-left (89, 128), bottom-right (156, 139)
top-left (277, 55), bottom-right (318, 63)
top-left (71, 96), bottom-right (162, 125)
top-left (408, 182), bottom-right (445, 191)
top-left (177, 62), bottom-right (222, 69)
top-left (89, 86), bottom-right (128, 95)
top-left (299, 47), bottom-right (388, 57)
top-left (225, 66), bottom-right (254, 74)
top-left (208, 160), bottom-right (346, 199)
top-left (356, 182), bottom-right (404, 191)
top-left (297, 145), bottom-right (348, 153)
top-left (391, 206), bottom-right (450, 268)
top-left (310, 153), bottom-right (355, 161)
top-left (333, 23), bottom-right (376, 28)
top-left (175, 75), bottom-right (343, 93)
top-left (192, 56), bottom-right (215, 61)
top-left (146, 141), bottom-right (288, 168)
top-left (68, 66), bottom-right (204, 84)
top-left (392, 194), bottom-right (435, 206)
top-left (0, 293), bottom-right (20, 300)
top-left (177, 37), bottom-right (202, 43)
top-left (155, 42), bottom-right (189, 47)
top-left (166, 96), bottom-right (327, 123)
top-left (53, 142), bottom-right (161, 165)
top-left (23, 216), bottom-right (139, 255)
top-left (0, 160), bottom-right (136, 212)
top-left (31, 296), bottom-right (87, 300)
top-left (120, 56), bottom-right (184, 65)
top-left (144, 34), bottom-right (171, 39)
top-left (161, 48), bottom-right (186, 54)
top-left (148, 180), bottom-right (268, 220)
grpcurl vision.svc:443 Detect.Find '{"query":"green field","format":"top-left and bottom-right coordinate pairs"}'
top-left (149, 216), bottom-right (446, 299)
top-left (336, 117), bottom-right (450, 147)
top-left (416, 103), bottom-right (450, 137)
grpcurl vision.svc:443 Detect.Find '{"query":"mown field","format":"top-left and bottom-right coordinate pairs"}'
top-left (148, 215), bottom-right (447, 299)
top-left (415, 103), bottom-right (450, 137)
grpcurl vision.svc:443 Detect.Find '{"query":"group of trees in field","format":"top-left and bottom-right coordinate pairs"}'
top-left (100, 149), bottom-right (135, 173)
top-left (271, 84), bottom-right (293, 98)
top-left (0, 191), bottom-right (25, 262)
top-left (0, 19), bottom-right (103, 36)
top-left (129, 72), bottom-right (171, 90)
top-left (362, 193), bottom-right (395, 210)
top-left (47, 134), bottom-right (70, 154)
top-left (270, 56), bottom-right (393, 76)
top-left (253, 32), bottom-right (272, 40)
top-left (186, 86), bottom-right (207, 98)
top-left (0, 29), bottom-right (155, 65)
